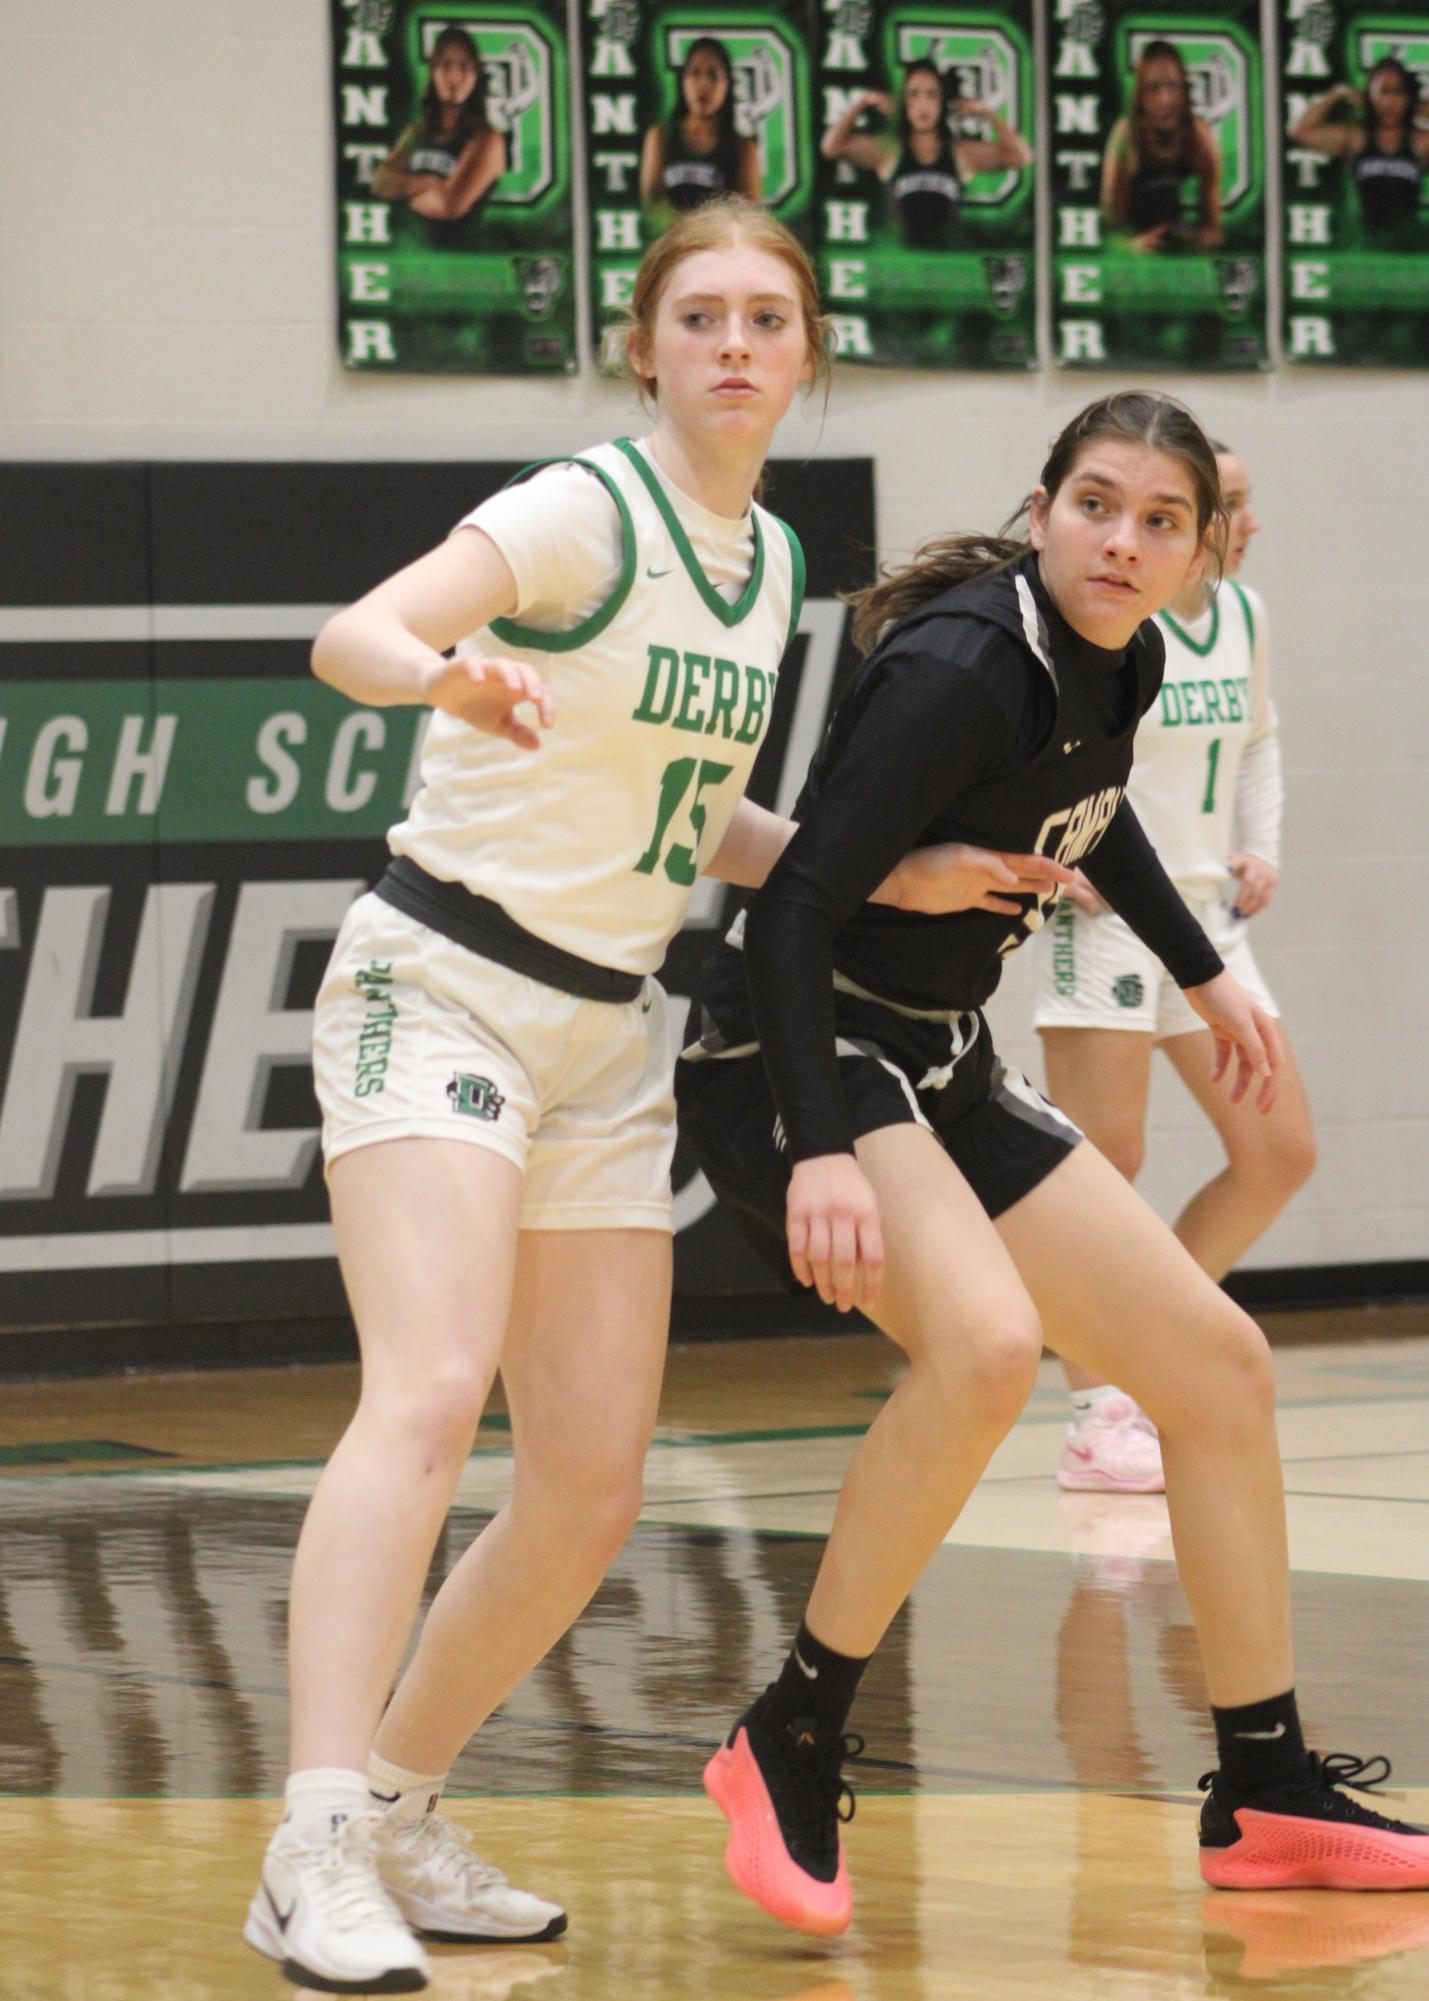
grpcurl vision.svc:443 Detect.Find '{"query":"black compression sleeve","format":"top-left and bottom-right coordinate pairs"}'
top-left (1081, 800), bottom-right (1224, 988)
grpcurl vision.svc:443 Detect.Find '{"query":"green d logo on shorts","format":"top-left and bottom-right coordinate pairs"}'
top-left (1112, 975), bottom-right (1145, 1009)
top-left (447, 1073), bottom-right (506, 1121)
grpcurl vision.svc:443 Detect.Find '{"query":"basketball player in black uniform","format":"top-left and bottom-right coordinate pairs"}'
top-left (1293, 58), bottom-right (1429, 245)
top-left (1101, 40), bottom-right (1222, 251)
top-left (678, 392), bottom-right (1429, 1936)
top-left (640, 38), bottom-right (761, 222)
top-left (372, 27), bottom-right (506, 250)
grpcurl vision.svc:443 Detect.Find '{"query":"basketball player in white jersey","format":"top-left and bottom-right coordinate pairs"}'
top-left (1033, 446), bottom-right (1315, 1492)
top-left (245, 198), bottom-right (1066, 1995)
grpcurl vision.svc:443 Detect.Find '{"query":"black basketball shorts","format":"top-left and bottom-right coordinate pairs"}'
top-left (675, 1001), bottom-right (1081, 1287)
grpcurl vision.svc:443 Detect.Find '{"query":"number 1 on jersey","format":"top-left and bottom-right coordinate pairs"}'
top-left (1201, 736), bottom-right (1221, 814)
top-left (634, 756), bottom-right (734, 884)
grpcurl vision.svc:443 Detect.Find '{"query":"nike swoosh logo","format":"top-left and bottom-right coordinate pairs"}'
top-left (793, 1645), bottom-right (818, 1679)
top-left (264, 1881), bottom-right (296, 1933)
top-left (1067, 1443), bottom-right (1093, 1461)
top-left (646, 566), bottom-right (673, 579)
top-left (370, 1787), bottom-right (400, 1804)
top-left (1234, 1722), bottom-right (1286, 1740)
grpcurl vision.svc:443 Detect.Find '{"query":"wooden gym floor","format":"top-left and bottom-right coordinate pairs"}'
top-left (1, 1304), bottom-right (1427, 1999)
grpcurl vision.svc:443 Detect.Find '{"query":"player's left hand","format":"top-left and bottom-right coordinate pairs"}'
top-left (1228, 851), bottom-right (1279, 919)
top-left (1183, 969), bottom-right (1282, 1113)
top-left (893, 843), bottom-right (1077, 916)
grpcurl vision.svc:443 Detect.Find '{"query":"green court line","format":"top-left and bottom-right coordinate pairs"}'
top-left (5, 1393), bottom-right (1426, 1487)
top-left (0, 1438), bottom-right (175, 1467)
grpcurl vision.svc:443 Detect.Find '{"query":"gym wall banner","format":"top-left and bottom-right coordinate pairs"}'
top-left (581, 0), bottom-right (816, 356)
top-left (1049, 0), bottom-right (1269, 370)
top-left (0, 459), bottom-right (874, 1337)
top-left (332, 0), bottom-right (578, 374)
top-left (1279, 3), bottom-right (1429, 367)
top-left (814, 3), bottom-right (1037, 370)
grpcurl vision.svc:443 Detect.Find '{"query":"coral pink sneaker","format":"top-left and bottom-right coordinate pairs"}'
top-left (1199, 1753), bottom-right (1429, 1890)
top-left (704, 1688), bottom-right (861, 1935)
top-left (1058, 1396), bottom-right (1165, 1493)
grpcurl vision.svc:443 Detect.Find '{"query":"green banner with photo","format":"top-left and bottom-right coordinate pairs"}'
top-left (1049, 0), bottom-right (1268, 370)
top-left (581, 0), bottom-right (815, 353)
top-left (332, 0), bottom-right (577, 373)
top-left (1280, 3), bottom-right (1429, 366)
top-left (815, 3), bottom-right (1037, 369)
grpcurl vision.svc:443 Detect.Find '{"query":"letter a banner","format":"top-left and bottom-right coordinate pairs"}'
top-left (815, 3), bottom-right (1038, 369)
top-left (1049, 0), bottom-right (1268, 370)
top-left (332, 1), bottom-right (577, 374)
top-left (581, 1), bottom-right (816, 356)
top-left (1280, 3), bottom-right (1429, 366)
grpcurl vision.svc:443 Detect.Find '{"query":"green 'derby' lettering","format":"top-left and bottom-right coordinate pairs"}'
top-left (631, 643), bottom-right (775, 744)
top-left (1159, 677), bottom-right (1250, 728)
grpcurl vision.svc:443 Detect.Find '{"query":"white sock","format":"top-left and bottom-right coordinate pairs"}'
top-left (1069, 1384), bottom-right (1126, 1420)
top-left (369, 1750), bottom-right (448, 1825)
top-left (283, 1767), bottom-right (372, 1846)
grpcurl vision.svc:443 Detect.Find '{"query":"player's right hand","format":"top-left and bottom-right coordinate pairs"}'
top-left (787, 1154), bottom-right (884, 1314)
top-left (422, 655), bottom-right (556, 750)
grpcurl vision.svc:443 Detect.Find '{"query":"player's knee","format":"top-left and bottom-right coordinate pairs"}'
top-left (1265, 1119), bottom-right (1317, 1199)
top-left (1097, 1127), bottom-right (1145, 1183)
top-left (526, 1446), bottom-right (645, 1568)
top-left (379, 1362), bottom-right (487, 1468)
top-left (1206, 1307), bottom-right (1276, 1432)
top-left (955, 1310), bottom-right (1043, 1431)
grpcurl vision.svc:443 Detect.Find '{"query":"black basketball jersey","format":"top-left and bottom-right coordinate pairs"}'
top-left (1127, 143), bottom-right (1196, 232)
top-left (890, 139), bottom-right (963, 249)
top-left (662, 117), bottom-right (743, 212)
top-left (691, 554), bottom-right (1222, 1160)
top-left (1353, 128), bottom-right (1422, 236)
top-left (406, 128), bottom-right (494, 248)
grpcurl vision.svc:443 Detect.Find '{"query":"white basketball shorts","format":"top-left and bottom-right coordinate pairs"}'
top-left (312, 892), bottom-right (676, 1231)
top-left (1031, 891), bottom-right (1278, 1042)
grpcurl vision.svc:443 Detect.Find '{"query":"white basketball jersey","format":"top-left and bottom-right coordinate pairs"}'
top-left (1130, 581), bottom-right (1267, 892)
top-left (389, 439), bottom-right (802, 975)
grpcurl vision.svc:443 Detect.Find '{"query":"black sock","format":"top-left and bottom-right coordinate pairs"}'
top-left (765, 1621), bottom-right (869, 1740)
top-left (1211, 1688), bottom-right (1310, 1792)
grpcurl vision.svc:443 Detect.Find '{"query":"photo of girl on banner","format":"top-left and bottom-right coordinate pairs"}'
top-left (332, 1), bottom-right (576, 374)
top-left (814, 5), bottom-right (1036, 368)
top-left (1050, 0), bottom-right (1267, 371)
top-left (372, 25), bottom-right (508, 248)
top-left (641, 36), bottom-right (763, 221)
top-left (1281, 6), bottom-right (1429, 366)
top-left (1101, 38), bottom-right (1223, 251)
top-left (583, 1), bottom-right (814, 357)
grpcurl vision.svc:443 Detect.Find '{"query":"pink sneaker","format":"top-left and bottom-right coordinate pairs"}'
top-left (1057, 1397), bottom-right (1165, 1493)
top-left (704, 1690), bottom-right (859, 1936)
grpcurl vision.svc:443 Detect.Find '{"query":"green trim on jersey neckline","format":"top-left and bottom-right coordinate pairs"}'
top-left (1227, 577), bottom-right (1255, 650)
top-left (779, 519), bottom-right (806, 657)
top-left (488, 454), bottom-right (637, 654)
top-left (613, 437), bottom-right (766, 627)
top-left (1161, 591), bottom-right (1220, 657)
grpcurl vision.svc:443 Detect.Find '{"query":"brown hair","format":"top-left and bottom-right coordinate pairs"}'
top-left (1131, 39), bottom-right (1197, 164)
top-left (847, 391), bottom-right (1228, 654)
top-left (603, 195), bottom-right (831, 404)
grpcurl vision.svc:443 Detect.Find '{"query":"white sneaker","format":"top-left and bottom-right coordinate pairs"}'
top-left (378, 1810), bottom-right (568, 1944)
top-left (244, 1809), bottom-right (430, 1993)
top-left (1057, 1396), bottom-right (1165, 1493)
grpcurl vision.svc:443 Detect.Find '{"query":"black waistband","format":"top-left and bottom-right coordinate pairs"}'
top-left (374, 857), bottom-right (644, 1004)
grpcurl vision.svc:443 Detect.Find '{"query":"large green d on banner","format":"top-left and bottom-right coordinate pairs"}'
top-left (581, 0), bottom-right (816, 350)
top-left (815, 3), bottom-right (1038, 370)
top-left (332, 0), bottom-right (577, 374)
top-left (1049, 0), bottom-right (1268, 370)
top-left (1280, 2), bottom-right (1429, 367)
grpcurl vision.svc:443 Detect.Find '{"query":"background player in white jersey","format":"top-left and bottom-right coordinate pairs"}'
top-left (1033, 447), bottom-right (1315, 1493)
top-left (245, 198), bottom-right (1062, 1997)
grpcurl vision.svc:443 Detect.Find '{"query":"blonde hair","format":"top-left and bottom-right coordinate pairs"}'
top-left (602, 196), bottom-right (832, 403)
